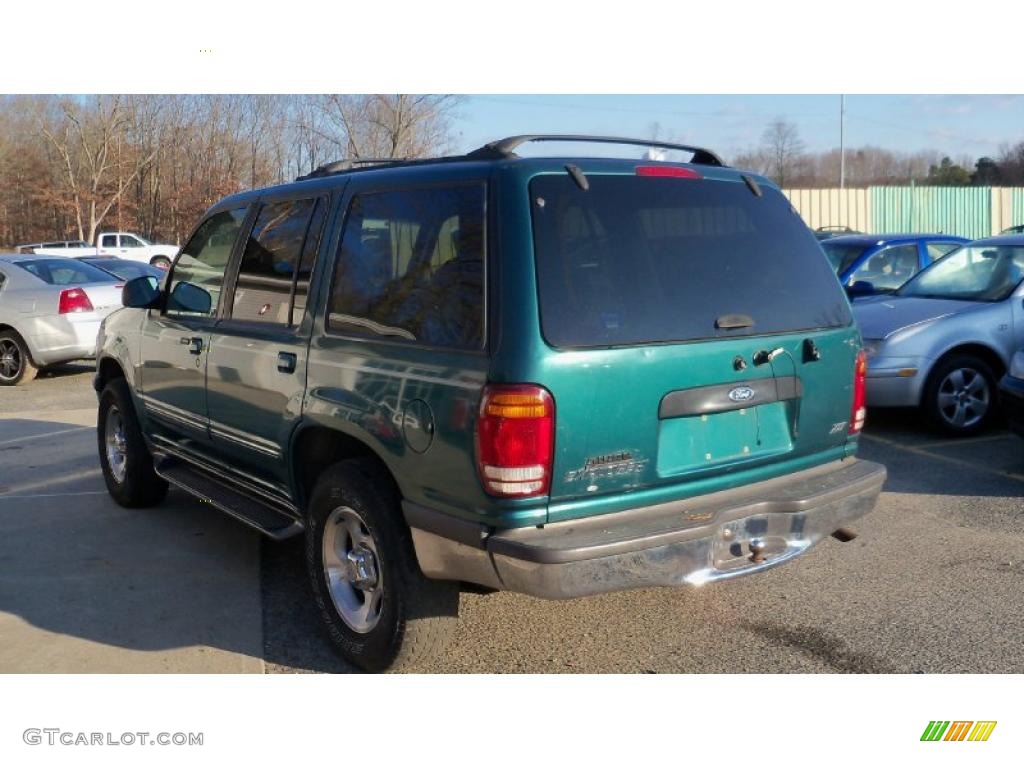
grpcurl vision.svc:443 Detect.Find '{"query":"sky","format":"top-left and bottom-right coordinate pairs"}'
top-left (454, 95), bottom-right (1024, 162)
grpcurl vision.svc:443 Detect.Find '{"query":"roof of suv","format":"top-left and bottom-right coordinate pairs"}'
top-left (213, 134), bottom-right (767, 211)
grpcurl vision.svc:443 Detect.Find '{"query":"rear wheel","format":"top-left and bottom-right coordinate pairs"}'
top-left (922, 354), bottom-right (998, 436)
top-left (305, 459), bottom-right (459, 672)
top-left (97, 378), bottom-right (168, 507)
top-left (0, 331), bottom-right (37, 386)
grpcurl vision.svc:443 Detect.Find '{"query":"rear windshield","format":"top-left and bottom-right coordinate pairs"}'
top-left (529, 174), bottom-right (852, 348)
top-left (15, 258), bottom-right (118, 285)
top-left (821, 242), bottom-right (869, 275)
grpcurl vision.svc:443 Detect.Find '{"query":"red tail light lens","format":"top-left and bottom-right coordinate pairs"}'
top-left (58, 287), bottom-right (94, 314)
top-left (475, 384), bottom-right (554, 497)
top-left (849, 349), bottom-right (868, 434)
top-left (635, 165), bottom-right (702, 179)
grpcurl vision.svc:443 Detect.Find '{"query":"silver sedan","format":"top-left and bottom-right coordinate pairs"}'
top-left (0, 254), bottom-right (125, 385)
top-left (852, 235), bottom-right (1024, 435)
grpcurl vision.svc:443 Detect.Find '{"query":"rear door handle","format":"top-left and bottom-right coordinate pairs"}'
top-left (277, 352), bottom-right (297, 374)
top-left (181, 336), bottom-right (203, 355)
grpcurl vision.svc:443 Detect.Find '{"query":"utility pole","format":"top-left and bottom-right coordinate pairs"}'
top-left (839, 94), bottom-right (846, 190)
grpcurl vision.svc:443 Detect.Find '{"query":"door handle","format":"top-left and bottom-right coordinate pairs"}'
top-left (181, 336), bottom-right (203, 355)
top-left (277, 352), bottom-right (297, 374)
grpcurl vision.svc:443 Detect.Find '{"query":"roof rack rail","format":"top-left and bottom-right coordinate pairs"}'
top-left (466, 135), bottom-right (725, 167)
top-left (296, 157), bottom-right (410, 181)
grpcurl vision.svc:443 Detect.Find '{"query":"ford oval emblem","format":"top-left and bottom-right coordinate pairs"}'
top-left (728, 386), bottom-right (755, 403)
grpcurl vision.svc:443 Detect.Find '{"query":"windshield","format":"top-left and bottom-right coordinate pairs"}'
top-left (899, 244), bottom-right (1024, 302)
top-left (530, 174), bottom-right (852, 348)
top-left (821, 242), bottom-right (869, 275)
top-left (15, 258), bottom-right (119, 285)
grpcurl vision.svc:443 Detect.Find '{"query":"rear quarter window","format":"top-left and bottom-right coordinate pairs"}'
top-left (530, 174), bottom-right (852, 348)
top-left (15, 259), bottom-right (117, 286)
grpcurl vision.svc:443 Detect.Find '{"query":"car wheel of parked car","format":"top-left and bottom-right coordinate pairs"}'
top-left (305, 459), bottom-right (459, 672)
top-left (0, 330), bottom-right (38, 386)
top-left (150, 256), bottom-right (171, 270)
top-left (97, 378), bottom-right (169, 507)
top-left (922, 354), bottom-right (998, 437)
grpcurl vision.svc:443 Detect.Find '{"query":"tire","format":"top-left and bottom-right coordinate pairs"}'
top-left (0, 330), bottom-right (38, 386)
top-left (921, 354), bottom-right (998, 437)
top-left (97, 378), bottom-right (169, 507)
top-left (150, 256), bottom-right (171, 270)
top-left (305, 459), bottom-right (459, 672)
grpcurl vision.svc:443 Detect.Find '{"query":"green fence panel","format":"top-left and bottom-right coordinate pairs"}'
top-left (869, 186), bottom-right (991, 239)
top-left (1012, 189), bottom-right (1024, 230)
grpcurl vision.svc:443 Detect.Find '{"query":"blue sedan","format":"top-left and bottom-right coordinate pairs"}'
top-left (821, 233), bottom-right (969, 297)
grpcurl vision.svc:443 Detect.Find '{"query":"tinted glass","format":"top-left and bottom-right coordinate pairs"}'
top-left (900, 244), bottom-right (1024, 302)
top-left (530, 175), bottom-right (851, 348)
top-left (232, 198), bottom-right (319, 325)
top-left (821, 241), bottom-right (869, 274)
top-left (848, 244), bottom-right (920, 291)
top-left (100, 234), bottom-right (117, 247)
top-left (926, 241), bottom-right (963, 262)
top-left (120, 235), bottom-right (143, 247)
top-left (84, 258), bottom-right (162, 281)
top-left (293, 197), bottom-right (327, 323)
top-left (328, 185), bottom-right (484, 349)
top-left (15, 258), bottom-right (118, 285)
top-left (166, 208), bottom-right (247, 317)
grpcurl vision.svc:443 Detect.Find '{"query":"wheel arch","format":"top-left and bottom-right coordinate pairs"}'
top-left (289, 424), bottom-right (402, 513)
top-left (95, 355), bottom-right (127, 393)
top-left (927, 342), bottom-right (1007, 387)
top-left (0, 323), bottom-right (40, 365)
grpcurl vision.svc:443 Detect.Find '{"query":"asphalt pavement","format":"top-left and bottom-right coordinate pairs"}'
top-left (2, 363), bottom-right (1022, 673)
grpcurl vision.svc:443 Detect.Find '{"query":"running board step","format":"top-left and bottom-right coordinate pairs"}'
top-left (155, 457), bottom-right (304, 541)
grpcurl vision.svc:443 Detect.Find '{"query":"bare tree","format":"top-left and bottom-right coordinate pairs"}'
top-left (40, 96), bottom-right (158, 242)
top-left (761, 118), bottom-right (806, 187)
top-left (305, 94), bottom-right (462, 160)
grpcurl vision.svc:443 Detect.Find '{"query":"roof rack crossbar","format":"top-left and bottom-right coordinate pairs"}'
top-left (467, 134), bottom-right (725, 166)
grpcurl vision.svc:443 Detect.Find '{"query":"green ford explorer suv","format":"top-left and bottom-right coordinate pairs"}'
top-left (94, 135), bottom-right (886, 672)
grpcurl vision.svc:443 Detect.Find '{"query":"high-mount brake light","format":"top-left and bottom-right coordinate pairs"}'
top-left (475, 384), bottom-right (554, 498)
top-left (635, 165), bottom-right (702, 179)
top-left (58, 288), bottom-right (93, 314)
top-left (850, 349), bottom-right (868, 434)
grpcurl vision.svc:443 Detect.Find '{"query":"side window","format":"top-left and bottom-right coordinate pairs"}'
top-left (120, 234), bottom-right (143, 248)
top-left (327, 184), bottom-right (485, 349)
top-left (849, 244), bottom-right (920, 291)
top-left (231, 197), bottom-right (323, 325)
top-left (926, 241), bottom-right (963, 262)
top-left (101, 234), bottom-right (117, 248)
top-left (166, 208), bottom-right (247, 318)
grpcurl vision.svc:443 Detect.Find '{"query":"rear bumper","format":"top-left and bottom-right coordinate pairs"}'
top-left (20, 314), bottom-right (102, 366)
top-left (405, 458), bottom-right (886, 600)
top-left (999, 374), bottom-right (1024, 439)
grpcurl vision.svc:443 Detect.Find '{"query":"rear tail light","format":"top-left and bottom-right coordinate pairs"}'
top-left (475, 384), bottom-right (554, 497)
top-left (58, 287), bottom-right (94, 314)
top-left (635, 165), bottom-right (702, 179)
top-left (849, 349), bottom-right (868, 434)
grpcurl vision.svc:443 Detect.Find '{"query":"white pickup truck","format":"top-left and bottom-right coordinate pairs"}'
top-left (30, 232), bottom-right (179, 268)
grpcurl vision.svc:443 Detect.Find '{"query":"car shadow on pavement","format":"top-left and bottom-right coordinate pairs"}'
top-left (0, 417), bottom-right (264, 673)
top-left (35, 361), bottom-right (94, 380)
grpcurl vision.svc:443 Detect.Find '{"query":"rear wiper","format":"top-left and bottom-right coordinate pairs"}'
top-left (715, 313), bottom-right (754, 330)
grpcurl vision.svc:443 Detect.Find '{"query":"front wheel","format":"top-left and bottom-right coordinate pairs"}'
top-left (97, 378), bottom-right (169, 507)
top-left (305, 459), bottom-right (459, 672)
top-left (922, 354), bottom-right (998, 437)
top-left (150, 256), bottom-right (171, 270)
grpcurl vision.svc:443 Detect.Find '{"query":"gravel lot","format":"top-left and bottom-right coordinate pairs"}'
top-left (3, 364), bottom-right (1023, 673)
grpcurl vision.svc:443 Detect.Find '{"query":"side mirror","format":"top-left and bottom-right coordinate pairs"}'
top-left (846, 280), bottom-right (875, 296)
top-left (122, 276), bottom-right (161, 308)
top-left (167, 281), bottom-right (212, 315)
